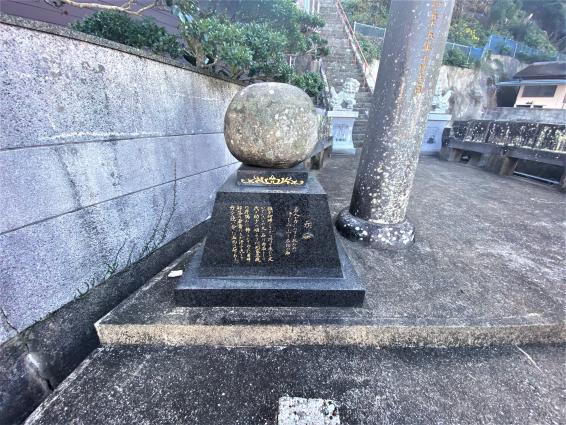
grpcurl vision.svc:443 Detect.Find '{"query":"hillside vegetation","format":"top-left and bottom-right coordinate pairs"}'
top-left (343, 0), bottom-right (564, 55)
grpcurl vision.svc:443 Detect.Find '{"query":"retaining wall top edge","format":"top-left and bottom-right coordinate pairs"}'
top-left (0, 12), bottom-right (246, 88)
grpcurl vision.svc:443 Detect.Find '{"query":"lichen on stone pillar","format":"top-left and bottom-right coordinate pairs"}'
top-left (336, 0), bottom-right (456, 250)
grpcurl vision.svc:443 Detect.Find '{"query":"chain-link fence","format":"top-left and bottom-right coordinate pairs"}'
top-left (353, 22), bottom-right (565, 63)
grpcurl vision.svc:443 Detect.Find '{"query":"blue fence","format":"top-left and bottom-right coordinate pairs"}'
top-left (486, 35), bottom-right (566, 61)
top-left (445, 42), bottom-right (484, 63)
top-left (353, 22), bottom-right (565, 63)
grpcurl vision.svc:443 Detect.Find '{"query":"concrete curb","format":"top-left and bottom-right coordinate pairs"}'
top-left (95, 246), bottom-right (566, 349)
top-left (97, 322), bottom-right (566, 348)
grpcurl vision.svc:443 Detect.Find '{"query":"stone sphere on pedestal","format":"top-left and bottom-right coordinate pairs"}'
top-left (224, 82), bottom-right (318, 168)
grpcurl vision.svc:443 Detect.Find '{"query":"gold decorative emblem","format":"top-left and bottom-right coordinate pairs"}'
top-left (240, 175), bottom-right (305, 186)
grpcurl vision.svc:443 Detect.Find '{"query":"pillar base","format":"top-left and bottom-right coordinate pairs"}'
top-left (335, 208), bottom-right (415, 250)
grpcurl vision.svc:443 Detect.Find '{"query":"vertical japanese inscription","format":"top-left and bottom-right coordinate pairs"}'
top-left (229, 204), bottom-right (274, 264)
top-left (284, 206), bottom-right (301, 256)
top-left (415, 0), bottom-right (443, 95)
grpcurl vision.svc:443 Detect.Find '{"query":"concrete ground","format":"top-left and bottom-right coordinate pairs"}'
top-left (96, 155), bottom-right (566, 347)
top-left (25, 344), bottom-right (566, 424)
top-left (24, 155), bottom-right (566, 424)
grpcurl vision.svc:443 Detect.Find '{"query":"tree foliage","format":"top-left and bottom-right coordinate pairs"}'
top-left (216, 0), bottom-right (328, 57)
top-left (447, 17), bottom-right (487, 47)
top-left (342, 0), bottom-right (562, 59)
top-left (443, 47), bottom-right (477, 68)
top-left (172, 0), bottom-right (327, 89)
top-left (358, 37), bottom-right (381, 62)
top-left (290, 72), bottom-right (325, 98)
top-left (341, 0), bottom-right (388, 28)
top-left (71, 10), bottom-right (182, 58)
top-left (488, 0), bottom-right (558, 55)
top-left (522, 0), bottom-right (565, 51)
top-left (69, 0), bottom-right (328, 97)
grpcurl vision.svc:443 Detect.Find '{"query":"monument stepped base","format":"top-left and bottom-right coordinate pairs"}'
top-left (174, 242), bottom-right (365, 307)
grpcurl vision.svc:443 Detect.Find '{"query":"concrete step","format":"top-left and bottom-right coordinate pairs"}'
top-left (326, 74), bottom-right (366, 81)
top-left (85, 144), bottom-right (566, 347)
top-left (325, 47), bottom-right (354, 52)
top-left (93, 154), bottom-right (566, 349)
top-left (325, 76), bottom-right (366, 83)
top-left (325, 69), bottom-right (365, 76)
top-left (322, 26), bottom-right (344, 31)
top-left (23, 344), bottom-right (566, 424)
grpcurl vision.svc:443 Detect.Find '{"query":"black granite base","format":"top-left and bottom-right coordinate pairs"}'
top-left (174, 239), bottom-right (365, 307)
top-left (236, 163), bottom-right (308, 187)
top-left (199, 173), bottom-right (343, 279)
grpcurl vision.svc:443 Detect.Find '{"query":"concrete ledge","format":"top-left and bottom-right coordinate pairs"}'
top-left (448, 139), bottom-right (566, 167)
top-left (96, 245), bottom-right (565, 348)
top-left (98, 322), bottom-right (566, 348)
top-left (97, 156), bottom-right (566, 348)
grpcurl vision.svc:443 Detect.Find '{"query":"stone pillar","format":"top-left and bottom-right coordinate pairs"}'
top-left (336, 0), bottom-right (455, 250)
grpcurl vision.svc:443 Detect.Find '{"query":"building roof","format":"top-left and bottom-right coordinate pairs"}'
top-left (512, 62), bottom-right (566, 80)
top-left (497, 79), bottom-right (566, 87)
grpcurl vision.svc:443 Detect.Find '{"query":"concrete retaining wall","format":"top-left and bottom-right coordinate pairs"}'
top-left (368, 55), bottom-right (526, 121)
top-left (0, 15), bottom-right (242, 344)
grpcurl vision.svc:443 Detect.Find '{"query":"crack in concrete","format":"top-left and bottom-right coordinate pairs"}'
top-left (1, 305), bottom-right (18, 335)
top-left (1, 307), bottom-right (56, 393)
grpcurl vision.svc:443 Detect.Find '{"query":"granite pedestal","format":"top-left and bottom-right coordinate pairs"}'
top-left (175, 166), bottom-right (365, 307)
top-left (421, 112), bottom-right (451, 155)
top-left (328, 110), bottom-right (358, 155)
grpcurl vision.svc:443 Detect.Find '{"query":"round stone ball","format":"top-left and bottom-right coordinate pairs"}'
top-left (224, 82), bottom-right (319, 168)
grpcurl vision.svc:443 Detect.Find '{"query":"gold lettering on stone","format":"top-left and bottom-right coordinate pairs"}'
top-left (415, 1), bottom-right (443, 95)
top-left (240, 175), bottom-right (305, 186)
top-left (229, 204), bottom-right (275, 264)
top-left (284, 206), bottom-right (301, 256)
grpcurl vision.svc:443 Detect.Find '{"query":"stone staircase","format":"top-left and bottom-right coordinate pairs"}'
top-left (319, 0), bottom-right (373, 146)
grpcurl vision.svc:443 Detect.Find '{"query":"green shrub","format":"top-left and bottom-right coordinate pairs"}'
top-left (174, 0), bottom-right (328, 85)
top-left (71, 11), bottom-right (182, 59)
top-left (489, 0), bottom-right (559, 55)
top-left (516, 51), bottom-right (556, 64)
top-left (70, 1), bottom-right (327, 96)
top-left (207, 0), bottom-right (329, 59)
top-left (290, 71), bottom-right (325, 98)
top-left (448, 18), bottom-right (487, 47)
top-left (357, 37), bottom-right (381, 62)
top-left (498, 43), bottom-right (513, 55)
top-left (522, 24), bottom-right (557, 55)
top-left (341, 0), bottom-right (388, 27)
top-left (443, 48), bottom-right (475, 68)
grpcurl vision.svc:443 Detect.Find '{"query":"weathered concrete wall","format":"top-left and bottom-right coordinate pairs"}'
top-left (0, 16), bottom-right (241, 344)
top-left (436, 55), bottom-right (525, 120)
top-left (369, 55), bottom-right (526, 120)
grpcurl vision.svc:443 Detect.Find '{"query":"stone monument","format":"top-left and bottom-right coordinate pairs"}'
top-left (328, 78), bottom-right (360, 155)
top-left (175, 82), bottom-right (365, 307)
top-left (421, 87), bottom-right (452, 155)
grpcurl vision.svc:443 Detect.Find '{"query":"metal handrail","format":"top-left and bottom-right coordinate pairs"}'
top-left (319, 58), bottom-right (331, 108)
top-left (334, 0), bottom-right (374, 93)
